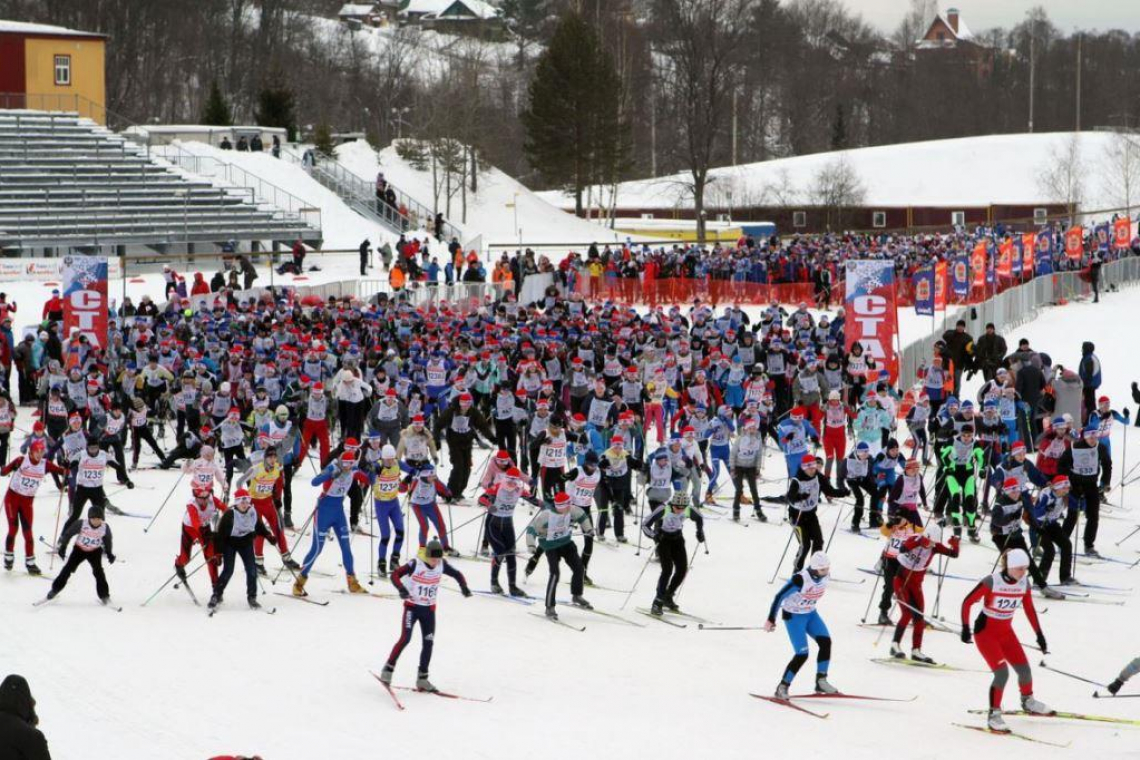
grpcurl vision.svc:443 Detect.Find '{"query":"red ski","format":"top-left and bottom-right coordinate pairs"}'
top-left (790, 692), bottom-right (917, 702)
top-left (749, 693), bottom-right (829, 718)
top-left (369, 671), bottom-right (405, 711)
top-left (392, 686), bottom-right (493, 703)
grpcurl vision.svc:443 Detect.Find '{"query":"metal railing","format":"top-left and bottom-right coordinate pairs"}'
top-left (280, 146), bottom-right (461, 241)
top-left (897, 256), bottom-right (1140, 389)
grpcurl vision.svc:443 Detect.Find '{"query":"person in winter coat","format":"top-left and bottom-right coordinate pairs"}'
top-left (190, 272), bottom-right (210, 296)
top-left (0, 674), bottom-right (50, 759)
top-left (1051, 366), bottom-right (1084, 426)
top-left (973, 324), bottom-right (1008, 382)
top-left (1013, 355), bottom-right (1046, 440)
top-left (941, 320), bottom-right (974, 395)
top-left (1078, 341), bottom-right (1101, 425)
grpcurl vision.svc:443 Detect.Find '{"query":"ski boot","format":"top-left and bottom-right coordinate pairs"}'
top-left (775, 681), bottom-right (791, 700)
top-left (868, 513), bottom-right (883, 529)
top-left (583, 574), bottom-right (595, 587)
top-left (1059, 576), bottom-right (1080, 586)
top-left (282, 553), bottom-right (301, 572)
top-left (1039, 585), bottom-right (1064, 600)
top-left (416, 671), bottom-right (438, 693)
top-left (1021, 694), bottom-right (1055, 715)
top-left (346, 574), bottom-right (366, 594)
top-left (877, 610), bottom-right (893, 626)
top-left (1108, 679), bottom-right (1124, 695)
top-left (45, 589), bottom-right (58, 601)
top-left (283, 512), bottom-right (294, 530)
top-left (849, 521), bottom-right (861, 534)
top-left (754, 509), bottom-right (768, 523)
top-left (508, 585), bottom-right (529, 599)
top-left (174, 563), bottom-right (188, 582)
top-left (3, 552), bottom-right (13, 571)
top-left (571, 595), bottom-right (593, 610)
top-left (444, 547), bottom-right (461, 558)
top-left (889, 643), bottom-right (906, 660)
top-left (292, 574), bottom-right (308, 597)
top-left (814, 674), bottom-right (839, 695)
top-left (248, 596), bottom-right (262, 610)
top-left (662, 594), bottom-right (680, 613)
top-left (987, 709), bottom-right (1010, 733)
top-left (25, 559), bottom-right (41, 576)
top-left (379, 663), bottom-right (394, 685)
top-left (595, 534), bottom-right (607, 544)
top-left (255, 557), bottom-right (267, 578)
top-left (377, 558), bottom-right (388, 577)
top-left (545, 606), bottom-right (559, 621)
top-left (650, 598), bottom-right (665, 616)
top-left (207, 594), bottom-right (220, 610)
top-left (1084, 547), bottom-right (1102, 559)
top-left (617, 535), bottom-right (629, 544)
top-left (967, 527), bottom-right (980, 544)
top-left (910, 649), bottom-right (935, 665)
top-left (490, 580), bottom-right (505, 595)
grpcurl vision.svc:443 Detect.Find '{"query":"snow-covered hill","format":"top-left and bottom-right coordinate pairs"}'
top-left (538, 132), bottom-right (1133, 214)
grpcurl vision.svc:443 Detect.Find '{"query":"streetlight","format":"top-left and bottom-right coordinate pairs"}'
top-left (390, 107), bottom-right (411, 140)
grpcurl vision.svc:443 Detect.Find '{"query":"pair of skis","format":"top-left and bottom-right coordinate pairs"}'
top-left (750, 691), bottom-right (916, 719)
top-left (635, 607), bottom-right (715, 628)
top-left (369, 671), bottom-right (491, 710)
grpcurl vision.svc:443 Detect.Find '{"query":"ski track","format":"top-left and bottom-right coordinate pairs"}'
top-left (3, 284), bottom-right (1140, 759)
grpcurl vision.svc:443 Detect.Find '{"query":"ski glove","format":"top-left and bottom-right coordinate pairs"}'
top-left (960, 625), bottom-right (972, 644)
top-left (461, 586), bottom-right (473, 598)
top-left (107, 554), bottom-right (116, 564)
top-left (126, 481), bottom-right (135, 489)
top-left (1036, 633), bottom-right (1048, 654)
top-left (398, 588), bottom-right (411, 600)
top-left (696, 530), bottom-right (706, 543)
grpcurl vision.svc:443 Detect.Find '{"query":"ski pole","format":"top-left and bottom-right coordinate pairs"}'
top-left (697, 624), bottom-right (764, 631)
top-left (368, 491), bottom-right (376, 583)
top-left (673, 537), bottom-right (704, 602)
top-left (141, 550), bottom-right (202, 607)
top-left (634, 481), bottom-right (648, 557)
top-left (144, 469), bottom-right (186, 533)
top-left (48, 488), bottom-right (65, 571)
top-left (767, 508), bottom-right (803, 584)
top-left (1115, 524), bottom-right (1140, 547)
top-left (619, 550), bottom-right (655, 611)
top-left (860, 566), bottom-right (882, 623)
top-left (824, 503), bottom-right (847, 553)
top-left (273, 504), bottom-right (317, 585)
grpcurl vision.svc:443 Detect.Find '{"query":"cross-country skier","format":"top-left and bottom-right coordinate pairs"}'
top-left (1058, 423), bottom-right (1112, 558)
top-left (890, 522), bottom-right (959, 663)
top-left (526, 491), bottom-right (594, 620)
top-left (208, 489), bottom-right (274, 611)
top-left (367, 445), bottom-right (404, 576)
top-left (402, 462), bottom-right (457, 555)
top-left (235, 447), bottom-right (299, 575)
top-left (1030, 475), bottom-right (1076, 586)
top-left (175, 485), bottom-right (224, 587)
top-left (62, 438), bottom-right (133, 538)
top-left (477, 466), bottom-right (535, 596)
top-left (47, 505), bottom-right (116, 605)
top-left (292, 452), bottom-right (369, 597)
top-left (3, 440), bottom-right (67, 574)
top-left (765, 550), bottom-right (837, 699)
top-left (642, 489), bottom-right (704, 615)
top-left (787, 455), bottom-right (847, 572)
top-left (378, 538), bottom-right (471, 693)
top-left (960, 548), bottom-right (1053, 732)
top-left (989, 477), bottom-right (1063, 599)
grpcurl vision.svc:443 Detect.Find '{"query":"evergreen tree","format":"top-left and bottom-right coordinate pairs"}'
top-left (255, 81), bottom-right (298, 141)
top-left (200, 80), bottom-right (233, 126)
top-left (313, 123), bottom-right (335, 156)
top-left (522, 11), bottom-right (628, 215)
top-left (830, 104), bottom-right (848, 150)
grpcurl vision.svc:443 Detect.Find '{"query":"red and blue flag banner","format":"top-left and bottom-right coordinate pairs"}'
top-left (1021, 232), bottom-right (1036, 275)
top-left (1114, 217), bottom-right (1132, 250)
top-left (971, 242), bottom-right (986, 288)
top-left (997, 238), bottom-right (1013, 278)
top-left (1065, 226), bottom-right (1084, 260)
top-left (1095, 223), bottom-right (1111, 252)
top-left (986, 240), bottom-right (995, 285)
top-left (845, 260), bottom-right (898, 382)
top-left (62, 255), bottom-right (109, 349)
top-left (1035, 227), bottom-right (1054, 275)
top-left (934, 260), bottom-right (947, 310)
top-left (913, 265), bottom-right (934, 317)
top-left (951, 255), bottom-right (970, 297)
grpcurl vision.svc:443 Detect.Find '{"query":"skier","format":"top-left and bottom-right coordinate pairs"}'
top-left (292, 452), bottom-right (369, 597)
top-left (1058, 423), bottom-right (1112, 558)
top-left (786, 455), bottom-right (847, 572)
top-left (776, 407), bottom-right (819, 480)
top-left (596, 435), bottom-right (636, 542)
top-left (235, 447), bottom-right (299, 575)
top-left (209, 489), bottom-right (275, 611)
top-left (989, 477), bottom-right (1063, 599)
top-left (47, 505), bottom-right (116, 605)
top-left (960, 548), bottom-right (1053, 733)
top-left (477, 466), bottom-right (535, 596)
top-left (403, 462), bottom-right (457, 555)
top-left (175, 485), bottom-right (224, 588)
top-left (820, 391), bottom-right (849, 485)
top-left (1030, 475), bottom-right (1076, 586)
top-left (642, 489), bottom-right (705, 615)
top-left (765, 550), bottom-right (837, 699)
top-left (62, 438), bottom-right (133, 538)
top-left (941, 424), bottom-right (986, 542)
top-left (3, 440), bottom-right (67, 574)
top-left (890, 522), bottom-right (960, 663)
top-left (1107, 657), bottom-right (1140, 695)
top-left (367, 444), bottom-right (404, 576)
top-left (435, 392), bottom-right (494, 501)
top-left (730, 418), bottom-right (766, 522)
top-left (841, 442), bottom-right (875, 532)
top-left (525, 491), bottom-right (594, 620)
top-left (378, 538), bottom-right (471, 693)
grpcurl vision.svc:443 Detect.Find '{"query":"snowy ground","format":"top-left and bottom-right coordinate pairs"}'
top-left (0, 284), bottom-right (1137, 757)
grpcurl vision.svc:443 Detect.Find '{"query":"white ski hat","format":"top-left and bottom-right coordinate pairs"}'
top-left (381, 444), bottom-right (396, 459)
top-left (1005, 548), bottom-right (1030, 569)
top-left (809, 551), bottom-right (831, 571)
top-left (924, 522), bottom-right (943, 545)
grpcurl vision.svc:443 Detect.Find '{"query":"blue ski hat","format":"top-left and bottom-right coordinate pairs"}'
top-left (1082, 424), bottom-right (1099, 437)
top-left (960, 400), bottom-right (974, 410)
top-left (945, 396), bottom-right (959, 406)
top-left (983, 400), bottom-right (997, 410)
top-left (653, 448), bottom-right (669, 461)
top-left (856, 441), bottom-right (871, 453)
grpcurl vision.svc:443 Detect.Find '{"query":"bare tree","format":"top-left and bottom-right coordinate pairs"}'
top-left (892, 0), bottom-right (938, 49)
top-left (810, 155), bottom-right (866, 230)
top-left (1037, 134), bottom-right (1085, 223)
top-left (1100, 131), bottom-right (1140, 218)
top-left (651, 0), bottom-right (751, 242)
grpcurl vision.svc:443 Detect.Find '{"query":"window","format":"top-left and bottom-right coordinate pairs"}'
top-left (54, 55), bottom-right (71, 86)
top-left (1034, 207), bottom-right (1048, 224)
top-left (793, 211), bottom-right (807, 228)
top-left (716, 213), bottom-right (730, 222)
top-left (872, 211), bottom-right (887, 228)
top-left (951, 211), bottom-right (966, 227)
top-left (640, 213), bottom-right (655, 220)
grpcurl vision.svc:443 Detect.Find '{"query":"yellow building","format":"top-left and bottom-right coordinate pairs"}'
top-left (0, 20), bottom-right (107, 123)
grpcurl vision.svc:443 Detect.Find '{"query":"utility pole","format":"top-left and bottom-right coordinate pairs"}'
top-left (1075, 33), bottom-right (1082, 132)
top-left (731, 88), bottom-right (738, 166)
top-left (650, 81), bottom-right (657, 177)
top-left (1028, 32), bottom-right (1035, 133)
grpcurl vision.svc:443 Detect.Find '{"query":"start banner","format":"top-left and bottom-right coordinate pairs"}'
top-left (845, 260), bottom-right (898, 382)
top-left (62, 256), bottom-right (109, 349)
top-left (0, 257), bottom-right (122, 281)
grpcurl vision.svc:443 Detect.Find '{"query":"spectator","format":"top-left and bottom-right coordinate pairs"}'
top-left (389, 262), bottom-right (406, 292)
top-left (219, 136), bottom-right (233, 150)
top-left (940, 320), bottom-right (974, 396)
top-left (359, 238), bottom-right (371, 276)
top-left (973, 323), bottom-right (1007, 382)
top-left (41, 289), bottom-right (63, 323)
top-left (1052, 365), bottom-right (1084, 424)
top-left (434, 212), bottom-right (445, 241)
top-left (426, 257), bottom-right (441, 287)
top-left (292, 238), bottom-right (306, 272)
top-left (236, 135), bottom-right (249, 151)
top-left (271, 134), bottom-right (281, 158)
top-left (378, 241), bottom-right (393, 270)
top-left (210, 270), bottom-right (226, 292)
top-left (191, 272), bottom-right (210, 296)
top-left (250, 134), bottom-right (263, 152)
top-left (238, 255), bottom-right (258, 290)
top-left (1078, 341), bottom-right (1102, 424)
top-left (13, 335), bottom-right (35, 404)
top-left (1090, 251), bottom-right (1103, 303)
top-left (0, 674), bottom-right (50, 759)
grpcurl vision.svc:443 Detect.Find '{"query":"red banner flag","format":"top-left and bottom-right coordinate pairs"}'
top-left (934, 260), bottom-right (947, 310)
top-left (1065, 226), bottom-right (1084, 260)
top-left (997, 239), bottom-right (1013, 278)
top-left (62, 255), bottom-right (109, 349)
top-left (845, 260), bottom-right (899, 383)
top-left (1114, 217), bottom-right (1132, 250)
top-left (971, 242), bottom-right (987, 288)
top-left (1021, 232), bottom-right (1036, 275)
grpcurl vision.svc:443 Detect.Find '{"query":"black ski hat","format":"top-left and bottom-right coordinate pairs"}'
top-left (426, 539), bottom-right (444, 559)
top-left (0, 674), bottom-right (39, 727)
top-left (88, 506), bottom-right (105, 521)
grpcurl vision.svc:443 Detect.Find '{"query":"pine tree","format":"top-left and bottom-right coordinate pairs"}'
top-left (313, 123), bottom-right (335, 156)
top-left (254, 81), bottom-right (297, 141)
top-left (522, 11), bottom-right (628, 215)
top-left (201, 80), bottom-right (233, 126)
top-left (830, 103), bottom-right (848, 150)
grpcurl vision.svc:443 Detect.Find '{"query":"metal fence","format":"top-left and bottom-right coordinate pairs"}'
top-left (897, 256), bottom-right (1140, 389)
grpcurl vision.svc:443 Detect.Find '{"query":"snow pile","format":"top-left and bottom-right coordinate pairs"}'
top-left (336, 140), bottom-right (632, 248)
top-left (538, 132), bottom-right (1130, 213)
top-left (162, 141), bottom-right (398, 251)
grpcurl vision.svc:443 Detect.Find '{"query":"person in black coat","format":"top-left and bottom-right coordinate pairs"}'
top-left (0, 674), bottom-right (50, 759)
top-left (940, 320), bottom-right (974, 396)
top-left (973, 323), bottom-right (1008, 382)
top-left (1014, 356), bottom-right (1046, 439)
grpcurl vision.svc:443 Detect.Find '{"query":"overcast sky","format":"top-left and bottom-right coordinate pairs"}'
top-left (847, 0), bottom-right (1140, 35)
